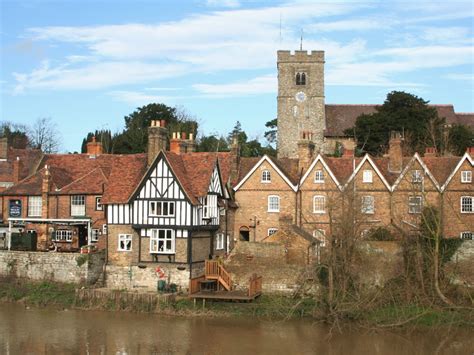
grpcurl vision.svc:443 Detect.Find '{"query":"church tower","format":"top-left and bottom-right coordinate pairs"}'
top-left (276, 50), bottom-right (326, 159)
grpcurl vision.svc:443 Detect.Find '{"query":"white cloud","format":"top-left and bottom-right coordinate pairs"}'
top-left (444, 73), bottom-right (474, 81)
top-left (193, 75), bottom-right (277, 96)
top-left (108, 90), bottom-right (176, 105)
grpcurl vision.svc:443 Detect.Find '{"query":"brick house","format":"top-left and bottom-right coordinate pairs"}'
top-left (1, 138), bottom-right (115, 251)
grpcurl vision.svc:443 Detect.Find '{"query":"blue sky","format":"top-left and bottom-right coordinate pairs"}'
top-left (1, 0), bottom-right (473, 152)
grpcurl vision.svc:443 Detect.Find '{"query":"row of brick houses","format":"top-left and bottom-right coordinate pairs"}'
top-left (233, 133), bottom-right (473, 245)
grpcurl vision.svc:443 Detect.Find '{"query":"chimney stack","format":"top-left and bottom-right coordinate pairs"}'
top-left (388, 131), bottom-right (403, 173)
top-left (467, 147), bottom-right (474, 156)
top-left (424, 146), bottom-right (437, 157)
top-left (170, 131), bottom-right (196, 154)
top-left (147, 120), bottom-right (168, 165)
top-left (42, 165), bottom-right (50, 218)
top-left (297, 131), bottom-right (315, 173)
top-left (12, 156), bottom-right (22, 184)
top-left (0, 137), bottom-right (7, 161)
top-left (86, 136), bottom-right (103, 156)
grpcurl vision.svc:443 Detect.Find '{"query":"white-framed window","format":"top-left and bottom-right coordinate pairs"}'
top-left (71, 195), bottom-right (86, 216)
top-left (267, 228), bottom-right (278, 236)
top-left (216, 233), bottom-right (225, 250)
top-left (149, 201), bottom-right (175, 217)
top-left (460, 231), bottom-right (472, 240)
top-left (91, 229), bottom-right (100, 243)
top-left (412, 170), bottom-right (423, 183)
top-left (118, 234), bottom-right (132, 251)
top-left (268, 195), bottom-right (280, 212)
top-left (408, 196), bottom-right (423, 214)
top-left (460, 196), bottom-right (473, 213)
top-left (95, 196), bottom-right (103, 211)
top-left (313, 229), bottom-right (326, 247)
top-left (313, 195), bottom-right (326, 214)
top-left (314, 170), bottom-right (324, 183)
top-left (361, 196), bottom-right (375, 214)
top-left (54, 230), bottom-right (72, 242)
top-left (362, 170), bottom-right (373, 183)
top-left (261, 170), bottom-right (271, 183)
top-left (461, 171), bottom-right (472, 183)
top-left (150, 229), bottom-right (174, 254)
top-left (28, 196), bottom-right (42, 217)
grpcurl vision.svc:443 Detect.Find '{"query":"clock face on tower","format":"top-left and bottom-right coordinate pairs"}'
top-left (295, 91), bottom-right (306, 102)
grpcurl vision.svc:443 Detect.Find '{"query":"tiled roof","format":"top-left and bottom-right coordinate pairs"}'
top-left (422, 156), bottom-right (461, 186)
top-left (324, 104), bottom-right (473, 137)
top-left (101, 154), bottom-right (147, 204)
top-left (217, 152), bottom-right (232, 185)
top-left (236, 156), bottom-right (300, 187)
top-left (0, 148), bottom-right (42, 183)
top-left (1, 171), bottom-right (43, 196)
top-left (58, 168), bottom-right (109, 195)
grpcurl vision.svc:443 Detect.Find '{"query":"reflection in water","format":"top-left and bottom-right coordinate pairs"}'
top-left (0, 303), bottom-right (472, 354)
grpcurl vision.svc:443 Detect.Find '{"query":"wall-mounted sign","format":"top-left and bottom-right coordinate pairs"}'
top-left (9, 200), bottom-right (22, 218)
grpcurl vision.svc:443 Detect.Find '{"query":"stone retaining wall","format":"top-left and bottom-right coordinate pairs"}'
top-left (105, 263), bottom-right (204, 292)
top-left (0, 250), bottom-right (105, 285)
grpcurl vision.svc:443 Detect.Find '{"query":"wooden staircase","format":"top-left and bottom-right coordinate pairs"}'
top-left (204, 260), bottom-right (232, 291)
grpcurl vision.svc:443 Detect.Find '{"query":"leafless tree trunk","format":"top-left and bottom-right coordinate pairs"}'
top-left (29, 117), bottom-right (61, 153)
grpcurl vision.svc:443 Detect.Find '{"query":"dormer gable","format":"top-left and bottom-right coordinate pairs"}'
top-left (392, 153), bottom-right (440, 192)
top-left (299, 154), bottom-right (341, 190)
top-left (344, 155), bottom-right (391, 191)
top-left (442, 153), bottom-right (474, 192)
top-left (234, 155), bottom-right (297, 192)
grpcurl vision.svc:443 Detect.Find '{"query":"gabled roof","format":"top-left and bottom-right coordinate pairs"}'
top-left (233, 155), bottom-right (298, 192)
top-left (344, 154), bottom-right (392, 191)
top-left (391, 153), bottom-right (441, 191)
top-left (299, 154), bottom-right (342, 189)
top-left (422, 156), bottom-right (461, 188)
top-left (441, 152), bottom-right (474, 191)
top-left (58, 167), bottom-right (109, 195)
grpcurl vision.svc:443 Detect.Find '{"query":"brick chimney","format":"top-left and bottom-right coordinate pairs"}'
top-left (343, 148), bottom-right (354, 158)
top-left (0, 137), bottom-right (7, 161)
top-left (170, 132), bottom-right (196, 155)
top-left (86, 136), bottom-right (103, 156)
top-left (230, 136), bottom-right (240, 185)
top-left (42, 165), bottom-right (50, 218)
top-left (388, 131), bottom-right (403, 173)
top-left (467, 147), bottom-right (474, 156)
top-left (147, 120), bottom-right (168, 166)
top-left (297, 131), bottom-right (315, 173)
top-left (12, 156), bottom-right (23, 184)
top-left (425, 146), bottom-right (437, 157)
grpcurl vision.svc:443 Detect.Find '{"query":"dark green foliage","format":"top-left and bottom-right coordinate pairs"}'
top-left (81, 130), bottom-right (113, 153)
top-left (228, 121), bottom-right (276, 157)
top-left (367, 227), bottom-right (395, 241)
top-left (346, 91), bottom-right (445, 156)
top-left (196, 134), bottom-right (229, 152)
top-left (448, 124), bottom-right (474, 155)
top-left (0, 121), bottom-right (29, 149)
top-left (264, 118), bottom-right (277, 144)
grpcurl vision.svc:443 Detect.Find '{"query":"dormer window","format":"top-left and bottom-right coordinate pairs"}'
top-left (461, 171), bottom-right (472, 183)
top-left (412, 170), bottom-right (423, 183)
top-left (314, 170), bottom-right (324, 183)
top-left (202, 195), bottom-right (217, 219)
top-left (362, 170), bottom-right (373, 183)
top-left (295, 72), bottom-right (306, 85)
top-left (261, 170), bottom-right (271, 183)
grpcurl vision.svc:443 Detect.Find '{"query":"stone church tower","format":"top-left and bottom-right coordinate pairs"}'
top-left (276, 50), bottom-right (326, 159)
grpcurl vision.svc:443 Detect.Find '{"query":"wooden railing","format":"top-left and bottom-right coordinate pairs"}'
top-left (205, 260), bottom-right (232, 291)
top-left (248, 274), bottom-right (262, 297)
top-left (189, 275), bottom-right (205, 295)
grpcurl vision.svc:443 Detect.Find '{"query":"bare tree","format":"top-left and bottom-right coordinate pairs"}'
top-left (29, 117), bottom-right (61, 153)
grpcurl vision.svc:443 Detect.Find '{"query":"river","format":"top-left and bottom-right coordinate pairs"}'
top-left (0, 303), bottom-right (472, 354)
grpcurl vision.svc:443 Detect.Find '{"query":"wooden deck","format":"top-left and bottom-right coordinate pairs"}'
top-left (189, 290), bottom-right (261, 302)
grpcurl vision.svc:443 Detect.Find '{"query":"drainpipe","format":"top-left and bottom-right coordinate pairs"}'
top-left (7, 220), bottom-right (12, 250)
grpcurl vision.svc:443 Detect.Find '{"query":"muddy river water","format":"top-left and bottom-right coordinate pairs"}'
top-left (0, 303), bottom-right (472, 354)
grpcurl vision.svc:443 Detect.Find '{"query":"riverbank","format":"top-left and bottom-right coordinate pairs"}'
top-left (0, 277), bottom-right (472, 328)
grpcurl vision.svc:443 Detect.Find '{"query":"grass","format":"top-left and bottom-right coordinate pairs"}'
top-left (0, 277), bottom-right (76, 308)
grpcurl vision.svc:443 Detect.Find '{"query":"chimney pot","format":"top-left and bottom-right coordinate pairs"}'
top-left (182, 132), bottom-right (187, 140)
top-left (189, 133), bottom-right (194, 141)
top-left (160, 120), bottom-right (166, 127)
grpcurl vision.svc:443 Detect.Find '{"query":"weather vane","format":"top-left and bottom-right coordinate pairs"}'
top-left (300, 29), bottom-right (303, 50)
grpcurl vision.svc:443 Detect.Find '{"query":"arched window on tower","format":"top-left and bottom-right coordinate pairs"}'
top-left (296, 72), bottom-right (306, 85)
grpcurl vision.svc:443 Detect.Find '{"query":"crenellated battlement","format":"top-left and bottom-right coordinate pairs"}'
top-left (277, 50), bottom-right (324, 63)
